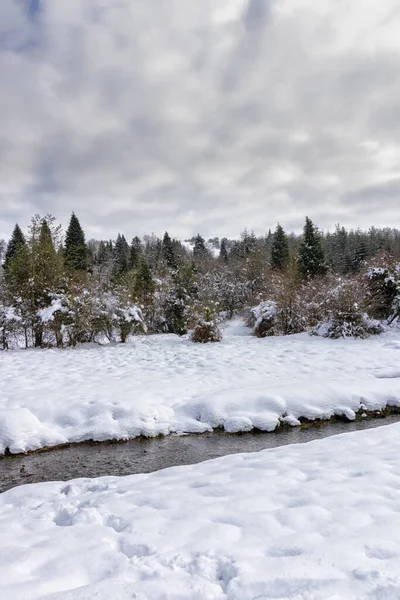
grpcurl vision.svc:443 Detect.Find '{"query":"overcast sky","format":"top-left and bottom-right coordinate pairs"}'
top-left (1, 0), bottom-right (400, 242)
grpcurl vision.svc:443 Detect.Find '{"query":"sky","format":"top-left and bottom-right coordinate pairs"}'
top-left (1, 0), bottom-right (400, 242)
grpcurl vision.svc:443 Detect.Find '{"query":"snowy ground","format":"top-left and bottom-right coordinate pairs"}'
top-left (1, 320), bottom-right (400, 454)
top-left (2, 423), bottom-right (400, 599)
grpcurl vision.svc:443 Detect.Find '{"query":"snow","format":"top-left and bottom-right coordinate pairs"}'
top-left (37, 298), bottom-right (66, 323)
top-left (1, 320), bottom-right (400, 454)
top-left (0, 305), bottom-right (22, 323)
top-left (249, 299), bottom-right (278, 332)
top-left (2, 423), bottom-right (400, 599)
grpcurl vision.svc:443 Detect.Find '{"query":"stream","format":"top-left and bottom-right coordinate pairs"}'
top-left (1, 415), bottom-right (400, 494)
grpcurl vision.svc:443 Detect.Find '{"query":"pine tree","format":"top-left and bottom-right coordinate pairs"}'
top-left (193, 234), bottom-right (208, 260)
top-left (219, 238), bottom-right (228, 263)
top-left (330, 224), bottom-right (348, 273)
top-left (0, 238), bottom-right (6, 267)
top-left (113, 234), bottom-right (129, 276)
top-left (264, 229), bottom-right (273, 262)
top-left (130, 236), bottom-right (142, 269)
top-left (65, 213), bottom-right (87, 271)
top-left (351, 229), bottom-right (368, 273)
top-left (298, 217), bottom-right (327, 279)
top-left (30, 217), bottom-right (63, 346)
top-left (4, 224), bottom-right (26, 273)
top-left (97, 241), bottom-right (109, 265)
top-left (134, 258), bottom-right (154, 303)
top-left (271, 224), bottom-right (289, 271)
top-left (162, 231), bottom-right (176, 269)
top-left (33, 219), bottom-right (62, 297)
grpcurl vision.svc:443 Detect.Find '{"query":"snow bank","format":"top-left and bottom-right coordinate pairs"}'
top-left (0, 409), bottom-right (66, 454)
top-left (2, 423), bottom-right (400, 599)
top-left (1, 322), bottom-right (400, 453)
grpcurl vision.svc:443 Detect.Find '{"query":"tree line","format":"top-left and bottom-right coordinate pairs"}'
top-left (0, 213), bottom-right (399, 349)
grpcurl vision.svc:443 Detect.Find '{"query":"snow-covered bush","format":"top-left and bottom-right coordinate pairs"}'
top-left (113, 303), bottom-right (146, 343)
top-left (36, 295), bottom-right (69, 347)
top-left (246, 300), bottom-right (279, 337)
top-left (190, 307), bottom-right (222, 343)
top-left (34, 287), bottom-right (146, 347)
top-left (92, 291), bottom-right (146, 343)
top-left (391, 292), bottom-right (400, 325)
top-left (190, 321), bottom-right (222, 343)
top-left (0, 305), bottom-right (22, 350)
top-left (35, 290), bottom-right (99, 347)
top-left (312, 313), bottom-right (383, 339)
top-left (247, 274), bottom-right (308, 338)
top-left (311, 279), bottom-right (384, 339)
top-left (366, 266), bottom-right (400, 320)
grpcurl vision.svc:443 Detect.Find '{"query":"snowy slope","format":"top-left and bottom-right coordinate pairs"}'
top-left (1, 423), bottom-right (400, 599)
top-left (1, 320), bottom-right (400, 454)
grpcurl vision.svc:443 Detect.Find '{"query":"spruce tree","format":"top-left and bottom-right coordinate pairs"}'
top-left (264, 229), bottom-right (273, 262)
top-left (134, 258), bottom-right (154, 303)
top-left (65, 213), bottom-right (87, 271)
top-left (0, 239), bottom-right (5, 267)
top-left (162, 231), bottom-right (176, 269)
top-left (130, 236), bottom-right (142, 269)
top-left (330, 224), bottom-right (348, 274)
top-left (240, 228), bottom-right (257, 256)
top-left (31, 218), bottom-right (63, 346)
top-left (193, 234), bottom-right (207, 260)
top-left (113, 234), bottom-right (129, 276)
top-left (4, 224), bottom-right (26, 273)
top-left (271, 224), bottom-right (289, 271)
top-left (97, 241), bottom-right (109, 265)
top-left (351, 230), bottom-right (368, 273)
top-left (34, 219), bottom-right (61, 295)
top-left (298, 217), bottom-right (327, 279)
top-left (219, 238), bottom-right (228, 263)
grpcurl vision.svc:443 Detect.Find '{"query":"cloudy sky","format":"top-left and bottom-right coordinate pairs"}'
top-left (1, 0), bottom-right (400, 242)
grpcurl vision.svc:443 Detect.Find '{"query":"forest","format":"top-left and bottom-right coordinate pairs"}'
top-left (0, 214), bottom-right (400, 349)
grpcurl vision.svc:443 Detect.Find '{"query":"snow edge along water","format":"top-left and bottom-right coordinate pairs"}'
top-left (1, 325), bottom-right (400, 455)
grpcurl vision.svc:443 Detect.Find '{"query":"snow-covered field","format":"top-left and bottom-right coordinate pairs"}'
top-left (1, 320), bottom-right (400, 454)
top-left (1, 423), bottom-right (400, 599)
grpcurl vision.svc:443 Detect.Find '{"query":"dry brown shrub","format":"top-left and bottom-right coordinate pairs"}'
top-left (190, 322), bottom-right (222, 343)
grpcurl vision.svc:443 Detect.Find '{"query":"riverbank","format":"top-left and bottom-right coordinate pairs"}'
top-left (1, 321), bottom-right (400, 455)
top-left (2, 413), bottom-right (400, 494)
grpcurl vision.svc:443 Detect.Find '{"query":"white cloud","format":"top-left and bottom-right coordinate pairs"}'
top-left (1, 0), bottom-right (400, 242)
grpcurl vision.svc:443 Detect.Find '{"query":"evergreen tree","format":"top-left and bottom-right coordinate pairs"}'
top-left (33, 219), bottom-right (62, 297)
top-left (97, 241), bottom-right (109, 265)
top-left (64, 213), bottom-right (87, 271)
top-left (298, 217), bottom-right (327, 279)
top-left (4, 224), bottom-right (26, 273)
top-left (241, 228), bottom-right (257, 256)
top-left (0, 238), bottom-right (6, 267)
top-left (113, 234), bottom-right (129, 276)
top-left (264, 229), bottom-right (273, 262)
top-left (162, 231), bottom-right (176, 269)
top-left (30, 217), bottom-right (63, 346)
top-left (219, 238), bottom-right (228, 263)
top-left (350, 229), bottom-right (368, 272)
top-left (134, 258), bottom-right (154, 303)
top-left (331, 224), bottom-right (348, 274)
top-left (130, 236), bottom-right (142, 269)
top-left (193, 234), bottom-right (208, 260)
top-left (271, 224), bottom-right (289, 271)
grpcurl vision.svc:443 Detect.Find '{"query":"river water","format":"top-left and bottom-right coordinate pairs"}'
top-left (1, 416), bottom-right (399, 494)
